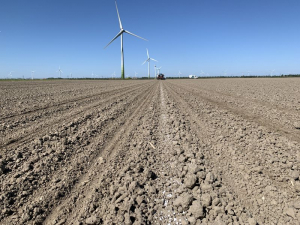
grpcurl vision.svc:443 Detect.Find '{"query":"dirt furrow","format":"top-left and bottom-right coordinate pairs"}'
top-left (168, 81), bottom-right (300, 142)
top-left (1, 79), bottom-right (300, 224)
top-left (0, 81), bottom-right (148, 119)
top-left (43, 81), bottom-right (160, 224)
top-left (0, 82), bottom-right (155, 224)
top-left (0, 82), bottom-right (151, 148)
top-left (165, 81), bottom-right (300, 224)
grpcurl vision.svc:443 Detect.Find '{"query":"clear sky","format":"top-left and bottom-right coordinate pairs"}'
top-left (0, 0), bottom-right (299, 79)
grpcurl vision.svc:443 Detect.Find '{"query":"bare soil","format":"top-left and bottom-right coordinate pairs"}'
top-left (1, 78), bottom-right (300, 225)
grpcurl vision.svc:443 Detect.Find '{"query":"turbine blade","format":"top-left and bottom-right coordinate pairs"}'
top-left (124, 30), bottom-right (148, 41)
top-left (146, 49), bottom-right (149, 58)
top-left (150, 58), bottom-right (158, 62)
top-left (104, 31), bottom-right (123, 48)
top-left (142, 59), bottom-right (148, 65)
top-left (115, 1), bottom-right (123, 29)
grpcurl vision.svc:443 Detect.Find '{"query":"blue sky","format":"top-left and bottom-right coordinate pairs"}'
top-left (0, 0), bottom-right (299, 78)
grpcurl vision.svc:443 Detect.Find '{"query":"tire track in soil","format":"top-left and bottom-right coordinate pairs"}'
top-left (0, 82), bottom-right (151, 149)
top-left (43, 81), bottom-right (160, 225)
top-left (148, 82), bottom-right (250, 224)
top-left (165, 81), bottom-right (300, 224)
top-left (0, 82), bottom-right (156, 225)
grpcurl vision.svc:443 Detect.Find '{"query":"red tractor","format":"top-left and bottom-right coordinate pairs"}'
top-left (157, 73), bottom-right (165, 80)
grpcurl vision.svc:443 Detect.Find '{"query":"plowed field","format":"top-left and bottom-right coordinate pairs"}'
top-left (1, 78), bottom-right (300, 225)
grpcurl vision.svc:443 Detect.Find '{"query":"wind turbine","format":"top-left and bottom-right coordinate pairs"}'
top-left (154, 65), bottom-right (157, 78)
top-left (112, 71), bottom-right (116, 79)
top-left (223, 70), bottom-right (228, 76)
top-left (157, 66), bottom-right (162, 75)
top-left (57, 67), bottom-right (63, 78)
top-left (105, 1), bottom-right (148, 79)
top-left (135, 71), bottom-right (138, 78)
top-left (9, 71), bottom-right (13, 79)
top-left (178, 71), bottom-right (182, 79)
top-left (142, 49), bottom-right (158, 79)
top-left (270, 69), bottom-right (275, 76)
top-left (31, 71), bottom-right (35, 80)
top-left (200, 70), bottom-right (205, 77)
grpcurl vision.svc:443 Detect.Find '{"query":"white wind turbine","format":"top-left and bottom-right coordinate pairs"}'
top-left (112, 71), bottom-right (116, 79)
top-left (157, 66), bottom-right (162, 75)
top-left (200, 70), bottom-right (205, 77)
top-left (105, 1), bottom-right (148, 79)
top-left (154, 65), bottom-right (157, 78)
top-left (178, 71), bottom-right (182, 78)
top-left (270, 69), bottom-right (275, 76)
top-left (57, 67), bottom-right (63, 78)
top-left (31, 71), bottom-right (35, 80)
top-left (135, 71), bottom-right (138, 78)
top-left (223, 70), bottom-right (228, 76)
top-left (142, 49), bottom-right (158, 79)
top-left (9, 71), bottom-right (13, 79)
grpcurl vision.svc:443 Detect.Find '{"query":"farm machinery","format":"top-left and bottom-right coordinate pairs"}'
top-left (157, 73), bottom-right (165, 80)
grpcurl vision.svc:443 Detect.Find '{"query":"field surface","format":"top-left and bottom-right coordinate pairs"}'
top-left (1, 78), bottom-right (300, 225)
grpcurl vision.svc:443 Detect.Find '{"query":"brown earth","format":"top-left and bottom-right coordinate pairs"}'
top-left (0, 78), bottom-right (300, 225)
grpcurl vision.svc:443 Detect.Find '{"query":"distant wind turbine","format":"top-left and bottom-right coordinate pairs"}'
top-left (135, 71), bottom-right (138, 78)
top-left (142, 49), bottom-right (158, 79)
top-left (200, 70), bottom-right (205, 77)
top-left (112, 71), bottom-right (116, 79)
top-left (157, 66), bottom-right (162, 75)
top-left (270, 69), bottom-right (275, 76)
top-left (178, 71), bottom-right (182, 78)
top-left (223, 70), bottom-right (228, 76)
top-left (9, 71), bottom-right (13, 79)
top-left (31, 71), bottom-right (35, 80)
top-left (57, 67), bottom-right (63, 78)
top-left (104, 1), bottom-right (148, 79)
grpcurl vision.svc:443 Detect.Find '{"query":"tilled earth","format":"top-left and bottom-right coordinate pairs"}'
top-left (1, 79), bottom-right (300, 225)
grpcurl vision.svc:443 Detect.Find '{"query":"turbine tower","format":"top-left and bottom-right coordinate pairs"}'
top-left (105, 1), bottom-right (147, 79)
top-left (154, 65), bottom-right (157, 78)
top-left (142, 49), bottom-right (158, 79)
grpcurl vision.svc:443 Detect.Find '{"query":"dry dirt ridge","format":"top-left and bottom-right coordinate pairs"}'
top-left (1, 79), bottom-right (300, 225)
